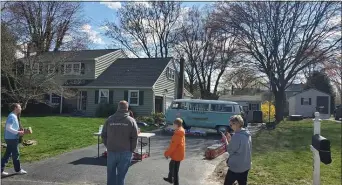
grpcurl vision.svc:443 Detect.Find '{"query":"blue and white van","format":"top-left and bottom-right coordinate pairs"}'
top-left (165, 99), bottom-right (243, 133)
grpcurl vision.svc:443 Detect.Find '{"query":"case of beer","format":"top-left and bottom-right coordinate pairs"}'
top-left (205, 142), bottom-right (226, 160)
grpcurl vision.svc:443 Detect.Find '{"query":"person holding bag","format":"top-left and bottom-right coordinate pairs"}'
top-left (1, 103), bottom-right (27, 176)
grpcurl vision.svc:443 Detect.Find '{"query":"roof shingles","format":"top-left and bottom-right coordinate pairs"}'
top-left (87, 57), bottom-right (173, 87)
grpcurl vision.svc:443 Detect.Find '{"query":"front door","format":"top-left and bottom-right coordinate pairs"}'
top-left (78, 91), bottom-right (87, 111)
top-left (155, 96), bottom-right (163, 113)
top-left (316, 96), bottom-right (329, 114)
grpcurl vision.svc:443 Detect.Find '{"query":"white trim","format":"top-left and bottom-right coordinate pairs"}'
top-left (128, 90), bottom-right (139, 106)
top-left (47, 64), bottom-right (55, 74)
top-left (99, 89), bottom-right (109, 104)
top-left (63, 86), bottom-right (152, 89)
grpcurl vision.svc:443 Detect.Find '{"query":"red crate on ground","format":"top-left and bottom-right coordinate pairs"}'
top-left (133, 149), bottom-right (149, 160)
top-left (205, 143), bottom-right (226, 160)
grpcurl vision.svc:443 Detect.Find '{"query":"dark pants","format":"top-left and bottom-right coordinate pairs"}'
top-left (168, 160), bottom-right (181, 185)
top-left (1, 139), bottom-right (21, 172)
top-left (224, 169), bottom-right (249, 185)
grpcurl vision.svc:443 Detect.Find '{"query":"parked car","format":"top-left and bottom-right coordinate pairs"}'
top-left (165, 99), bottom-right (243, 134)
top-left (334, 104), bottom-right (342, 120)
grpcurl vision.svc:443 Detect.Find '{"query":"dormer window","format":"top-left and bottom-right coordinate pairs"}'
top-left (63, 62), bottom-right (81, 75)
top-left (166, 67), bottom-right (175, 81)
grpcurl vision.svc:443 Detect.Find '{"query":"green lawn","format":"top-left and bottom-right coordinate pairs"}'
top-left (249, 120), bottom-right (341, 185)
top-left (1, 116), bottom-right (157, 164)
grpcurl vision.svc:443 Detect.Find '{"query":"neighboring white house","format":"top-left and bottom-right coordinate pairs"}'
top-left (288, 88), bottom-right (331, 119)
top-left (219, 94), bottom-right (263, 122)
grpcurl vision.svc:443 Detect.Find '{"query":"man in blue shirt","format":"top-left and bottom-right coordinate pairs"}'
top-left (1, 103), bottom-right (27, 176)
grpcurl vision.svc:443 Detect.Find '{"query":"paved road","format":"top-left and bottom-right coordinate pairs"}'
top-left (1, 131), bottom-right (223, 185)
top-left (1, 125), bottom-right (262, 185)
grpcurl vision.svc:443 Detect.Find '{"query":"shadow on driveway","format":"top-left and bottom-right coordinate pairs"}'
top-left (69, 157), bottom-right (139, 167)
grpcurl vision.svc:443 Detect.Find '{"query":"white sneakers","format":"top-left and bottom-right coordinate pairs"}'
top-left (16, 169), bottom-right (27, 175)
top-left (1, 169), bottom-right (27, 177)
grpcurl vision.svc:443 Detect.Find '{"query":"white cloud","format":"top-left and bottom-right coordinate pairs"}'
top-left (99, 2), bottom-right (122, 10)
top-left (81, 24), bottom-right (105, 45)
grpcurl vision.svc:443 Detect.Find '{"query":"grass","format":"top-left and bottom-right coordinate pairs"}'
top-left (1, 116), bottom-right (157, 164)
top-left (248, 120), bottom-right (341, 185)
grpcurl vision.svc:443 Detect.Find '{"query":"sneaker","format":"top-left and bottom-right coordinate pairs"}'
top-left (16, 169), bottom-right (27, 175)
top-left (163, 177), bottom-right (173, 184)
top-left (1, 171), bottom-right (9, 176)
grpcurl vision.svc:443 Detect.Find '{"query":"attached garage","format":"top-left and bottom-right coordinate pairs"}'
top-left (288, 88), bottom-right (331, 119)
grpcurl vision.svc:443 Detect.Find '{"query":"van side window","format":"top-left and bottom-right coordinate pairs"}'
top-left (189, 103), bottom-right (209, 111)
top-left (171, 102), bottom-right (187, 110)
top-left (211, 104), bottom-right (233, 112)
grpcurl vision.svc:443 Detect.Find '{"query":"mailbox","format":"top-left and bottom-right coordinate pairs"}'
top-left (312, 134), bottom-right (332, 164)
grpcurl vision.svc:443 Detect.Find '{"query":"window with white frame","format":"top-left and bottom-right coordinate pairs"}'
top-left (99, 89), bottom-right (109, 104)
top-left (64, 62), bottom-right (81, 75)
top-left (128, 90), bottom-right (139, 106)
top-left (32, 63), bottom-right (40, 74)
top-left (166, 67), bottom-right (175, 81)
top-left (47, 64), bottom-right (55, 74)
top-left (51, 94), bottom-right (60, 105)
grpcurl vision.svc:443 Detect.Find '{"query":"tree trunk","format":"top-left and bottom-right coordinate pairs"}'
top-left (274, 90), bottom-right (285, 123)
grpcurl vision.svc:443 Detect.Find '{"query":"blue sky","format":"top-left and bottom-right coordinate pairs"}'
top-left (81, 2), bottom-right (213, 49)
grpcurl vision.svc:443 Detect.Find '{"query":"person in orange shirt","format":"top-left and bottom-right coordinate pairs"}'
top-left (163, 118), bottom-right (185, 185)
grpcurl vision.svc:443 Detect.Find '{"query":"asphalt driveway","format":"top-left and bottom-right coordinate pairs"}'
top-left (1, 130), bottom-right (223, 185)
top-left (1, 124), bottom-right (262, 185)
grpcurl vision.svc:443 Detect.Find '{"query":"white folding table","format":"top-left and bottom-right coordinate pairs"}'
top-left (137, 133), bottom-right (156, 160)
top-left (93, 126), bottom-right (155, 159)
top-left (93, 125), bottom-right (103, 158)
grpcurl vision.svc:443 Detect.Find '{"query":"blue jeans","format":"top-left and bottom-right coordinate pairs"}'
top-left (107, 151), bottom-right (133, 185)
top-left (1, 139), bottom-right (21, 172)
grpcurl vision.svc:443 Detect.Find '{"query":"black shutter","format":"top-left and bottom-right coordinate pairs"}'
top-left (44, 64), bottom-right (49, 74)
top-left (249, 104), bottom-right (251, 110)
top-left (95, 90), bottom-right (99, 104)
top-left (139, 91), bottom-right (144, 105)
top-left (309, 98), bottom-right (311, 105)
top-left (109, 90), bottom-right (114, 104)
top-left (60, 64), bottom-right (64, 74)
top-left (124, 91), bottom-right (128, 101)
top-left (301, 98), bottom-right (304, 105)
top-left (81, 63), bottom-right (85, 74)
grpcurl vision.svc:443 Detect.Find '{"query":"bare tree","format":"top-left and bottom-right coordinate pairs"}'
top-left (2, 1), bottom-right (85, 55)
top-left (1, 23), bottom-right (73, 109)
top-left (324, 55), bottom-right (342, 102)
top-left (1, 2), bottom-right (86, 109)
top-left (223, 68), bottom-right (263, 91)
top-left (174, 6), bottom-right (239, 99)
top-left (104, 2), bottom-right (181, 58)
top-left (211, 2), bottom-right (341, 121)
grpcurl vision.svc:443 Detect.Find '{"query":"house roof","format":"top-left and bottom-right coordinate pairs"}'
top-left (219, 94), bottom-right (263, 102)
top-left (288, 88), bottom-right (331, 99)
top-left (87, 57), bottom-right (173, 87)
top-left (286, 83), bottom-right (304, 92)
top-left (19, 49), bottom-right (120, 62)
